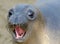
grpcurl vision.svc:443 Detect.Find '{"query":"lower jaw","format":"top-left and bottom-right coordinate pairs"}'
top-left (15, 32), bottom-right (26, 40)
top-left (13, 34), bottom-right (27, 42)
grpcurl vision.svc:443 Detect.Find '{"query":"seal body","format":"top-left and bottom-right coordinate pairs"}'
top-left (35, 0), bottom-right (60, 44)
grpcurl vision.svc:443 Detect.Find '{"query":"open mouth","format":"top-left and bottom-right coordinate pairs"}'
top-left (13, 25), bottom-right (26, 39)
top-left (9, 24), bottom-right (27, 39)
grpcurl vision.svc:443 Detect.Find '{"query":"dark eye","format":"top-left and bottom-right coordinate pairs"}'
top-left (27, 9), bottom-right (36, 20)
top-left (28, 9), bottom-right (34, 18)
top-left (8, 9), bottom-right (13, 17)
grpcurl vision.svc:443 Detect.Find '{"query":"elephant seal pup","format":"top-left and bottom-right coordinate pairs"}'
top-left (8, 4), bottom-right (45, 44)
top-left (8, 0), bottom-right (60, 44)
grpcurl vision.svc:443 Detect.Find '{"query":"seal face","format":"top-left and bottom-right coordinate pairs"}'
top-left (8, 4), bottom-right (37, 42)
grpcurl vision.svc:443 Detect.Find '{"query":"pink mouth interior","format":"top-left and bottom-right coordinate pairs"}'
top-left (15, 25), bottom-right (25, 39)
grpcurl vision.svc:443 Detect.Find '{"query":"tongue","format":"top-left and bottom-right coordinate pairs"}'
top-left (15, 25), bottom-right (25, 39)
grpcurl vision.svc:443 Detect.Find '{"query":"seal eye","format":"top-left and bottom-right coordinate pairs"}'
top-left (28, 10), bottom-right (34, 18)
top-left (27, 9), bottom-right (35, 20)
top-left (8, 9), bottom-right (13, 17)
